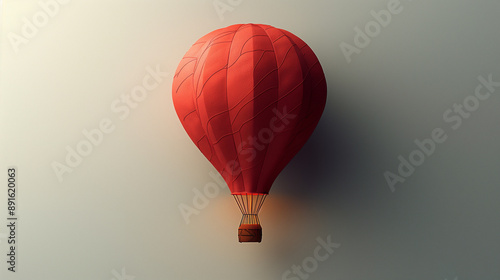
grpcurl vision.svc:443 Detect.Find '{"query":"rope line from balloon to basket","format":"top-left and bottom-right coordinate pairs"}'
top-left (233, 194), bottom-right (267, 225)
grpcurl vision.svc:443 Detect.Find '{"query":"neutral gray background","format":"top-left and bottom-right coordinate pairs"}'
top-left (1, 0), bottom-right (499, 279)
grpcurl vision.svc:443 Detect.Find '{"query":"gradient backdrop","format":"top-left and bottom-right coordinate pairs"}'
top-left (1, 0), bottom-right (500, 279)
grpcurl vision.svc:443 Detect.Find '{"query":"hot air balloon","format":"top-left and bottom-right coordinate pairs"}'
top-left (172, 23), bottom-right (327, 242)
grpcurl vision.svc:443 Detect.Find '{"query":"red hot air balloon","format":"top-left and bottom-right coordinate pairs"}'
top-left (172, 23), bottom-right (327, 242)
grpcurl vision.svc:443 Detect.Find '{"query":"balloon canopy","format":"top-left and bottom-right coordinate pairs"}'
top-left (172, 23), bottom-right (327, 242)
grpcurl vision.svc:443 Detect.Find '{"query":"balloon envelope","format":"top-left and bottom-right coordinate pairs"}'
top-left (172, 23), bottom-right (327, 195)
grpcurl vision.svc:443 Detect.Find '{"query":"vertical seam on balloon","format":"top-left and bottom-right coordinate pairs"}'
top-left (229, 76), bottom-right (277, 125)
top-left (275, 32), bottom-right (324, 177)
top-left (243, 25), bottom-right (273, 193)
top-left (194, 32), bottom-right (236, 96)
top-left (194, 28), bottom-right (240, 168)
top-left (194, 42), bottom-right (234, 98)
top-left (254, 24), bottom-right (281, 193)
top-left (229, 49), bottom-right (271, 68)
top-left (238, 35), bottom-right (269, 55)
top-left (279, 30), bottom-right (310, 142)
top-left (258, 30), bottom-right (314, 190)
top-left (192, 34), bottom-right (229, 166)
top-left (192, 39), bottom-right (214, 162)
top-left (223, 24), bottom-right (246, 193)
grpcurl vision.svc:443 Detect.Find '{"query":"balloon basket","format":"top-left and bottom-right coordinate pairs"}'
top-left (238, 224), bottom-right (262, 243)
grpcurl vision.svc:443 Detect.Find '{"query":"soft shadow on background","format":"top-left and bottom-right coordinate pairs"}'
top-left (2, 1), bottom-right (500, 280)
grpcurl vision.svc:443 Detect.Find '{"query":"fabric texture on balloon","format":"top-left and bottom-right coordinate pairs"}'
top-left (172, 24), bottom-right (327, 242)
top-left (173, 23), bottom-right (327, 195)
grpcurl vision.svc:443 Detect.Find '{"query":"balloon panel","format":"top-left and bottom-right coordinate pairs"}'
top-left (172, 24), bottom-right (327, 194)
